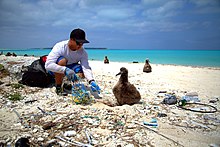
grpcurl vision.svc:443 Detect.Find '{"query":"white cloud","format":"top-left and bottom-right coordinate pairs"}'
top-left (141, 0), bottom-right (166, 5)
top-left (0, 0), bottom-right (220, 49)
top-left (190, 0), bottom-right (220, 7)
top-left (142, 1), bottom-right (184, 20)
top-left (97, 8), bottom-right (135, 20)
top-left (189, 0), bottom-right (220, 14)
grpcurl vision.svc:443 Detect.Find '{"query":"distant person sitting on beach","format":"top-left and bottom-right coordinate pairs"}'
top-left (104, 56), bottom-right (109, 64)
top-left (45, 28), bottom-right (101, 95)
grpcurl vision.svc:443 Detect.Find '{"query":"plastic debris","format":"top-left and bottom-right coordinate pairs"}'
top-left (71, 80), bottom-right (92, 105)
top-left (157, 113), bottom-right (167, 117)
top-left (161, 94), bottom-right (177, 105)
top-left (64, 130), bottom-right (77, 137)
top-left (143, 118), bottom-right (158, 127)
top-left (182, 95), bottom-right (200, 103)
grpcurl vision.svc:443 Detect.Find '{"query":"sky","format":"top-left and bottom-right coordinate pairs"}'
top-left (0, 0), bottom-right (220, 50)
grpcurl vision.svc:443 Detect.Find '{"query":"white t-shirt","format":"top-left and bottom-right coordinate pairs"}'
top-left (45, 40), bottom-right (94, 81)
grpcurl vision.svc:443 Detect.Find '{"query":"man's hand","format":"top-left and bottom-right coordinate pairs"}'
top-left (65, 68), bottom-right (79, 82)
top-left (90, 81), bottom-right (101, 94)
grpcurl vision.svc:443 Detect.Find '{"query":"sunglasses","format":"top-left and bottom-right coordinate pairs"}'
top-left (75, 40), bottom-right (83, 46)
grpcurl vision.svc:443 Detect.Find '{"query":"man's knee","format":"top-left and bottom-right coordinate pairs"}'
top-left (57, 57), bottom-right (67, 66)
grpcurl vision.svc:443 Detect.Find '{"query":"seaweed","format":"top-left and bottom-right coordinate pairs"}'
top-left (10, 83), bottom-right (24, 89)
top-left (8, 92), bottom-right (23, 101)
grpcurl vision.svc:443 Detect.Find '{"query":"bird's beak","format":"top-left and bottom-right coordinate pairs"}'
top-left (116, 71), bottom-right (121, 76)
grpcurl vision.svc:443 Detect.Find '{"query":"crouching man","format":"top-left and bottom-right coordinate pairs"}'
top-left (45, 28), bottom-right (100, 95)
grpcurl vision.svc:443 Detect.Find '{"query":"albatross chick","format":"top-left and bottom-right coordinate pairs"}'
top-left (113, 67), bottom-right (141, 106)
top-left (143, 58), bottom-right (152, 73)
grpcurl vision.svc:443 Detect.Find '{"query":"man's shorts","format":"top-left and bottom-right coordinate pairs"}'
top-left (48, 56), bottom-right (83, 76)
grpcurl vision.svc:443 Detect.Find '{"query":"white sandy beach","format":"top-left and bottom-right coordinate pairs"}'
top-left (0, 55), bottom-right (220, 146)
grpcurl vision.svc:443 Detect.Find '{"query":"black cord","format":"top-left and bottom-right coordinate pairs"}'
top-left (177, 102), bottom-right (217, 113)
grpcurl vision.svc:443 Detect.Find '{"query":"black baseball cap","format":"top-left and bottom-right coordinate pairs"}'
top-left (70, 28), bottom-right (89, 43)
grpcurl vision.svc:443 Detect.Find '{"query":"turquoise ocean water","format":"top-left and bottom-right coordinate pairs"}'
top-left (0, 48), bottom-right (220, 67)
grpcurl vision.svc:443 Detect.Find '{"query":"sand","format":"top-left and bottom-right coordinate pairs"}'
top-left (0, 55), bottom-right (220, 146)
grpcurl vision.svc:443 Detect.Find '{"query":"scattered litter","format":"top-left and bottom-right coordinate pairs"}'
top-left (64, 130), bottom-right (77, 137)
top-left (42, 121), bottom-right (56, 130)
top-left (24, 99), bottom-right (37, 104)
top-left (37, 107), bottom-right (56, 115)
top-left (1, 57), bottom-right (220, 147)
top-left (143, 118), bottom-right (158, 127)
top-left (71, 80), bottom-right (92, 105)
top-left (134, 121), bottom-right (184, 147)
top-left (182, 95), bottom-right (200, 103)
top-left (157, 113), bottom-right (167, 117)
top-left (209, 97), bottom-right (219, 103)
top-left (190, 120), bottom-right (209, 129)
top-left (161, 94), bottom-right (177, 105)
top-left (178, 102), bottom-right (217, 113)
top-left (85, 128), bottom-right (93, 145)
top-left (182, 91), bottom-right (200, 102)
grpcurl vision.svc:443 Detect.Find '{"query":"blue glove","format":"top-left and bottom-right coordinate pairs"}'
top-left (90, 81), bottom-right (101, 94)
top-left (71, 74), bottom-right (79, 82)
top-left (64, 68), bottom-right (79, 82)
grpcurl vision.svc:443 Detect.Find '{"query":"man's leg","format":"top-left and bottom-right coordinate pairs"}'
top-left (55, 58), bottom-right (67, 95)
top-left (54, 58), bottom-right (67, 85)
top-left (67, 63), bottom-right (85, 79)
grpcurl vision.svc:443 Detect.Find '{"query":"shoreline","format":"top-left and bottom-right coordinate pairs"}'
top-left (0, 55), bottom-right (220, 146)
top-left (1, 49), bottom-right (220, 68)
top-left (89, 58), bottom-right (220, 70)
top-left (1, 55), bottom-right (220, 69)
